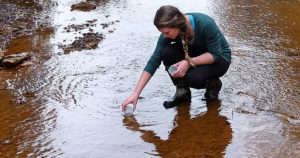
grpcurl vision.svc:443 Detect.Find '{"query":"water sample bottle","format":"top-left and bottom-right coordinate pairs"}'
top-left (168, 65), bottom-right (178, 76)
top-left (124, 104), bottom-right (133, 117)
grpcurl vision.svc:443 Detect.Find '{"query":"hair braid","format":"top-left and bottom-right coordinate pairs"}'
top-left (181, 28), bottom-right (196, 67)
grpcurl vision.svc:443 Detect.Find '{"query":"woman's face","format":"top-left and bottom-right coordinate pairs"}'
top-left (158, 27), bottom-right (180, 39)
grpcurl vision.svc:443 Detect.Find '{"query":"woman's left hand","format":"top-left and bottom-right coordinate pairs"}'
top-left (172, 60), bottom-right (190, 78)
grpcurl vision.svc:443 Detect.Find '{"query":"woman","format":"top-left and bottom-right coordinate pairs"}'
top-left (122, 5), bottom-right (231, 111)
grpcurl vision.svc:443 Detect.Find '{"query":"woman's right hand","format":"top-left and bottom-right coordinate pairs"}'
top-left (122, 93), bottom-right (139, 112)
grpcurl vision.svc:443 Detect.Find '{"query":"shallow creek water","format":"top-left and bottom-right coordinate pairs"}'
top-left (0, 0), bottom-right (299, 157)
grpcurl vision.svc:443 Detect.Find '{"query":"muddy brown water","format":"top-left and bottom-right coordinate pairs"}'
top-left (0, 0), bottom-right (299, 157)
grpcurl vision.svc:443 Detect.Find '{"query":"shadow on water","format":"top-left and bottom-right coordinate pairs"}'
top-left (123, 100), bottom-right (232, 158)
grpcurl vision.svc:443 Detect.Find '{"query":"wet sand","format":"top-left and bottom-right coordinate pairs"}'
top-left (0, 0), bottom-right (299, 157)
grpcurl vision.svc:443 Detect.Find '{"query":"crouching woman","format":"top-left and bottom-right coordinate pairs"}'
top-left (122, 5), bottom-right (231, 111)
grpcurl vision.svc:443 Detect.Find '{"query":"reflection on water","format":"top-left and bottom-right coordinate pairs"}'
top-left (124, 100), bottom-right (232, 157)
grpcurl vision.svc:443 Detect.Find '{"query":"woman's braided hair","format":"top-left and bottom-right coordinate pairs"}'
top-left (154, 5), bottom-right (195, 67)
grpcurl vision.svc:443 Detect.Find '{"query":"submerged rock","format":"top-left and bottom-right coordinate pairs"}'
top-left (1, 52), bottom-right (31, 67)
top-left (20, 61), bottom-right (34, 67)
top-left (71, 2), bottom-right (96, 12)
top-left (0, 140), bottom-right (11, 145)
top-left (10, 96), bottom-right (26, 104)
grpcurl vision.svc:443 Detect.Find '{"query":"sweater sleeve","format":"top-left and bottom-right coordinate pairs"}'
top-left (203, 20), bottom-right (223, 63)
top-left (143, 34), bottom-right (166, 75)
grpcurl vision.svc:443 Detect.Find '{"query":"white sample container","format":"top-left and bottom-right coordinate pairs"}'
top-left (124, 104), bottom-right (133, 117)
top-left (168, 65), bottom-right (178, 75)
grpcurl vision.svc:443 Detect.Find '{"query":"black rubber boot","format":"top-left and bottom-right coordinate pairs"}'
top-left (163, 85), bottom-right (191, 109)
top-left (203, 78), bottom-right (222, 102)
top-left (163, 67), bottom-right (191, 109)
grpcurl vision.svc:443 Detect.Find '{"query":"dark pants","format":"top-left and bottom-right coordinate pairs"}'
top-left (161, 43), bottom-right (230, 89)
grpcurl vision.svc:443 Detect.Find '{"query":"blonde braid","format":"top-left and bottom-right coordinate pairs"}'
top-left (181, 29), bottom-right (196, 67)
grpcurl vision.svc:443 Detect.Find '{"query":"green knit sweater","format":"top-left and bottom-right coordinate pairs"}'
top-left (144, 13), bottom-right (231, 75)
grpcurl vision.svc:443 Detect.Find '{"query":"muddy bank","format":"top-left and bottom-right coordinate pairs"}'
top-left (0, 0), bottom-right (117, 68)
top-left (0, 1), bottom-right (53, 50)
top-left (0, 2), bottom-right (34, 49)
